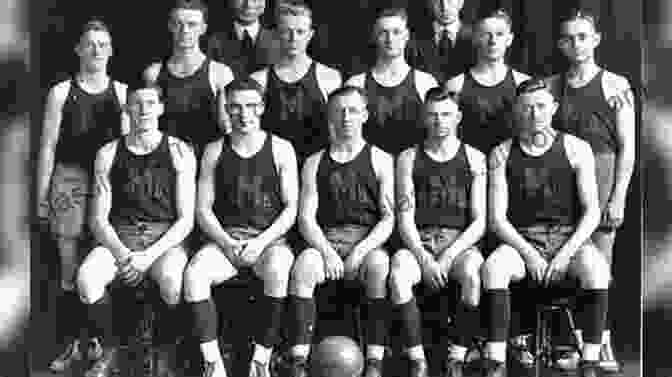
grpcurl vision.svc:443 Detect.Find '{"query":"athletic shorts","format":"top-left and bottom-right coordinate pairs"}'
top-left (223, 225), bottom-right (289, 249)
top-left (324, 225), bottom-right (371, 258)
top-left (418, 227), bottom-right (463, 256)
top-left (48, 163), bottom-right (92, 238)
top-left (518, 225), bottom-right (577, 261)
top-left (595, 152), bottom-right (621, 232)
top-left (114, 221), bottom-right (177, 252)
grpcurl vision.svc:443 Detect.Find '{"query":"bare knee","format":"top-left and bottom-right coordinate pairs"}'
top-left (388, 250), bottom-right (416, 295)
top-left (364, 249), bottom-right (390, 280)
top-left (261, 246), bottom-right (294, 284)
top-left (183, 256), bottom-right (213, 301)
top-left (459, 251), bottom-right (483, 306)
top-left (481, 247), bottom-right (520, 289)
top-left (574, 246), bottom-right (610, 289)
top-left (289, 249), bottom-right (323, 296)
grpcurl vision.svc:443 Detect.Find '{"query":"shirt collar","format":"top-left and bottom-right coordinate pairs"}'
top-left (433, 20), bottom-right (461, 43)
top-left (234, 21), bottom-right (260, 42)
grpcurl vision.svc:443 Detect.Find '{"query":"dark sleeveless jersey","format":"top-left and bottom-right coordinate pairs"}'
top-left (156, 59), bottom-right (219, 158)
top-left (54, 78), bottom-right (123, 173)
top-left (506, 133), bottom-right (580, 228)
top-left (261, 62), bottom-right (329, 163)
top-left (316, 144), bottom-right (380, 228)
top-left (109, 134), bottom-right (178, 225)
top-left (364, 70), bottom-right (424, 156)
top-left (413, 143), bottom-right (472, 230)
top-left (556, 70), bottom-right (618, 154)
top-left (213, 133), bottom-right (283, 230)
top-left (458, 68), bottom-right (517, 155)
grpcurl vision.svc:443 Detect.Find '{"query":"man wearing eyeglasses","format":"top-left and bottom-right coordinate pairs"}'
top-left (480, 79), bottom-right (608, 377)
top-left (183, 78), bottom-right (299, 377)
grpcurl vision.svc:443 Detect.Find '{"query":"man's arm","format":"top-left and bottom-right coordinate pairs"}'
top-left (316, 64), bottom-right (343, 101)
top-left (298, 151), bottom-right (337, 256)
top-left (351, 146), bottom-right (395, 255)
top-left (196, 140), bottom-right (240, 258)
top-left (211, 62), bottom-right (234, 134)
top-left (253, 136), bottom-right (299, 246)
top-left (142, 63), bottom-right (161, 85)
top-left (141, 138), bottom-right (197, 261)
top-left (90, 141), bottom-right (132, 261)
top-left (438, 146), bottom-right (487, 262)
top-left (396, 148), bottom-right (432, 265)
top-left (414, 70), bottom-right (439, 100)
top-left (489, 142), bottom-right (542, 261)
top-left (36, 82), bottom-right (67, 216)
top-left (113, 81), bottom-right (130, 135)
top-left (344, 73), bottom-right (365, 89)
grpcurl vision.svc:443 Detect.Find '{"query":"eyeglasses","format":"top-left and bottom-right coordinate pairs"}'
top-left (226, 102), bottom-right (263, 114)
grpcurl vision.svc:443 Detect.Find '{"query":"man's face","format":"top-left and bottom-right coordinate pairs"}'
top-left (514, 89), bottom-right (558, 134)
top-left (374, 15), bottom-right (409, 58)
top-left (76, 30), bottom-right (112, 72)
top-left (328, 92), bottom-right (369, 141)
top-left (277, 14), bottom-right (313, 57)
top-left (227, 89), bottom-right (265, 133)
top-left (428, 0), bottom-right (464, 25)
top-left (475, 17), bottom-right (513, 61)
top-left (169, 8), bottom-right (207, 49)
top-left (424, 98), bottom-right (462, 138)
top-left (127, 88), bottom-right (164, 133)
top-left (231, 0), bottom-right (266, 25)
top-left (558, 18), bottom-right (600, 64)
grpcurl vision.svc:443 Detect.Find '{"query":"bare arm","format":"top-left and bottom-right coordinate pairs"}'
top-left (298, 151), bottom-right (338, 256)
top-left (254, 137), bottom-right (299, 246)
top-left (396, 148), bottom-right (432, 264)
top-left (344, 73), bottom-right (365, 89)
top-left (141, 138), bottom-right (197, 261)
top-left (606, 75), bottom-right (636, 209)
top-left (36, 83), bottom-right (67, 214)
top-left (90, 141), bottom-right (132, 261)
top-left (211, 62), bottom-right (234, 134)
top-left (114, 81), bottom-right (130, 135)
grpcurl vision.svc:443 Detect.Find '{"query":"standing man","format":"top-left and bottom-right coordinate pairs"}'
top-left (407, 0), bottom-right (475, 84)
top-left (250, 0), bottom-right (341, 163)
top-left (36, 20), bottom-right (128, 373)
top-left (389, 87), bottom-right (486, 377)
top-left (444, 9), bottom-right (530, 156)
top-left (207, 0), bottom-right (282, 80)
top-left (285, 86), bottom-right (395, 377)
top-left (481, 79), bottom-right (608, 377)
top-left (547, 9), bottom-right (636, 371)
top-left (183, 78), bottom-right (298, 377)
top-left (346, 7), bottom-right (437, 157)
top-left (77, 84), bottom-right (197, 377)
top-left (144, 0), bottom-right (234, 158)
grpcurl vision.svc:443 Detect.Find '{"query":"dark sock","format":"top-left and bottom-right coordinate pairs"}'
top-left (455, 300), bottom-right (480, 348)
top-left (579, 289), bottom-right (608, 344)
top-left (59, 290), bottom-right (83, 343)
top-left (255, 295), bottom-right (285, 348)
top-left (484, 289), bottom-right (510, 343)
top-left (190, 299), bottom-right (218, 344)
top-left (87, 293), bottom-right (113, 345)
top-left (395, 298), bottom-right (422, 349)
top-left (155, 300), bottom-right (181, 346)
top-left (287, 295), bottom-right (315, 347)
top-left (365, 298), bottom-right (388, 347)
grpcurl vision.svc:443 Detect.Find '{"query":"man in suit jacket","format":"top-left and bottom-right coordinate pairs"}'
top-left (207, 0), bottom-right (282, 79)
top-left (407, 0), bottom-right (475, 84)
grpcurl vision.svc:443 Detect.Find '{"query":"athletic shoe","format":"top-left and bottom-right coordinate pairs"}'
top-left (409, 358), bottom-right (428, 377)
top-left (442, 358), bottom-right (463, 377)
top-left (599, 339), bottom-right (622, 373)
top-left (83, 347), bottom-right (118, 377)
top-left (87, 337), bottom-right (103, 361)
top-left (482, 359), bottom-right (507, 377)
top-left (248, 360), bottom-right (270, 377)
top-left (288, 356), bottom-right (308, 377)
top-left (202, 360), bottom-right (228, 377)
top-left (48, 339), bottom-right (82, 372)
top-left (579, 360), bottom-right (600, 377)
top-left (363, 358), bottom-right (383, 377)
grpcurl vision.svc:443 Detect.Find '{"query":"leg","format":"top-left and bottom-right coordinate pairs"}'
top-left (359, 248), bottom-right (390, 377)
top-left (480, 244), bottom-right (526, 375)
top-left (591, 229), bottom-right (620, 370)
top-left (183, 243), bottom-right (238, 376)
top-left (249, 244), bottom-right (295, 369)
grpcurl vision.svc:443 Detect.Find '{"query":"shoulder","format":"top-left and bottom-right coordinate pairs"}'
top-left (143, 62), bottom-right (163, 84)
top-left (512, 70), bottom-right (531, 86)
top-left (210, 61), bottom-right (234, 81)
top-left (112, 81), bottom-right (128, 101)
top-left (96, 139), bottom-right (120, 170)
top-left (303, 149), bottom-right (325, 176)
top-left (397, 146), bottom-right (417, 166)
top-left (444, 73), bottom-right (465, 94)
top-left (167, 136), bottom-right (197, 172)
top-left (271, 134), bottom-right (296, 156)
top-left (371, 145), bottom-right (394, 169)
top-left (345, 73), bottom-right (366, 88)
top-left (602, 70), bottom-right (633, 109)
top-left (250, 68), bottom-right (269, 87)
top-left (315, 63), bottom-right (342, 83)
top-left (202, 138), bottom-right (225, 164)
top-left (489, 139), bottom-right (513, 171)
top-left (563, 133), bottom-right (593, 168)
top-left (48, 80), bottom-right (72, 102)
top-left (464, 144), bottom-right (487, 176)
top-left (602, 70), bottom-right (631, 92)
top-left (543, 73), bottom-right (563, 96)
top-left (414, 69), bottom-right (439, 89)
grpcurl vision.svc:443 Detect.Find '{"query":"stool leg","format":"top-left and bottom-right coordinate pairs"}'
top-left (535, 308), bottom-right (543, 377)
top-left (564, 307), bottom-right (583, 358)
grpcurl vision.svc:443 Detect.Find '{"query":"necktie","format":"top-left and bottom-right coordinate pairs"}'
top-left (438, 29), bottom-right (454, 58)
top-left (241, 29), bottom-right (254, 57)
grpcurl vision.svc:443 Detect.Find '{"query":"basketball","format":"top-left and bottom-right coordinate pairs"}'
top-left (310, 336), bottom-right (364, 377)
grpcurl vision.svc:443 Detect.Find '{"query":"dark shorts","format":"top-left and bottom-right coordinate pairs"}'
top-left (223, 225), bottom-right (289, 249)
top-left (323, 225), bottom-right (372, 258)
top-left (418, 226), bottom-right (462, 255)
top-left (518, 224), bottom-right (576, 261)
top-left (48, 163), bottom-right (92, 239)
top-left (113, 221), bottom-right (178, 252)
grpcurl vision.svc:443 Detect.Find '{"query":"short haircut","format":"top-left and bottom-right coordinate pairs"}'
top-left (560, 8), bottom-right (599, 32)
top-left (477, 8), bottom-right (513, 30)
top-left (79, 19), bottom-right (111, 40)
top-left (375, 7), bottom-right (409, 26)
top-left (276, 0), bottom-right (312, 21)
top-left (171, 0), bottom-right (209, 23)
top-left (515, 78), bottom-right (554, 99)
top-left (327, 85), bottom-right (368, 108)
top-left (225, 78), bottom-right (265, 100)
top-left (424, 86), bottom-right (459, 108)
top-left (128, 82), bottom-right (163, 101)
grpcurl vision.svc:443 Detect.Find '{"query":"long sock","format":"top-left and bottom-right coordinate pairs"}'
top-left (484, 289), bottom-right (510, 343)
top-left (395, 298), bottom-right (422, 349)
top-left (155, 300), bottom-right (180, 346)
top-left (59, 289), bottom-right (83, 344)
top-left (190, 299), bottom-right (218, 344)
top-left (365, 298), bottom-right (388, 349)
top-left (287, 295), bottom-right (315, 348)
top-left (454, 300), bottom-right (480, 348)
top-left (254, 295), bottom-right (285, 349)
top-left (579, 289), bottom-right (608, 344)
top-left (87, 293), bottom-right (113, 345)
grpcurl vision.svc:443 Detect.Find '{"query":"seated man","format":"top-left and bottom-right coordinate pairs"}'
top-left (183, 78), bottom-right (298, 377)
top-left (390, 87), bottom-right (486, 377)
top-left (480, 78), bottom-right (609, 377)
top-left (77, 83), bottom-right (197, 377)
top-left (285, 86), bottom-right (395, 377)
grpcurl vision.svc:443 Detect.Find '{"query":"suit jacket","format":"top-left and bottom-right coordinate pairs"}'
top-left (407, 24), bottom-right (476, 84)
top-left (206, 25), bottom-right (282, 79)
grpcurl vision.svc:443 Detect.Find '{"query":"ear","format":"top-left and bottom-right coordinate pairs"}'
top-left (593, 31), bottom-right (602, 47)
top-left (202, 22), bottom-right (208, 34)
top-left (550, 100), bottom-right (559, 117)
top-left (156, 102), bottom-right (165, 117)
top-left (456, 110), bottom-right (463, 124)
